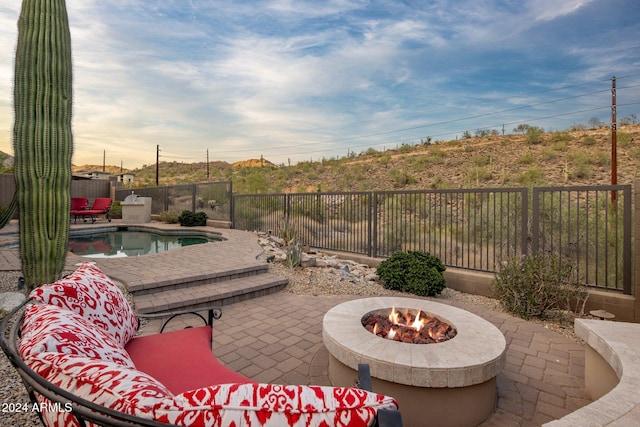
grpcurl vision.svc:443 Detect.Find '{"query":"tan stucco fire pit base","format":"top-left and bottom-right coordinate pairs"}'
top-left (323, 297), bottom-right (507, 427)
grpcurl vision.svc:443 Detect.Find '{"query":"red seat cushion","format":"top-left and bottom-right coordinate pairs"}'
top-left (75, 209), bottom-right (103, 215)
top-left (125, 326), bottom-right (254, 394)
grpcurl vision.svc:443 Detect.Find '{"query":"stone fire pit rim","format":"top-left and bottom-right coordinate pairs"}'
top-left (322, 296), bottom-right (507, 388)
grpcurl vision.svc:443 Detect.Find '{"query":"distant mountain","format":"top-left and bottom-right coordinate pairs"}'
top-left (0, 150), bottom-right (13, 167)
top-left (72, 164), bottom-right (130, 175)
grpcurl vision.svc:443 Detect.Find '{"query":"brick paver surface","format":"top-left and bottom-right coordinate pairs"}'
top-left (151, 292), bottom-right (590, 427)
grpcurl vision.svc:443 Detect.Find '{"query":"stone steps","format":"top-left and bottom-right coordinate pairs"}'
top-left (133, 270), bottom-right (288, 314)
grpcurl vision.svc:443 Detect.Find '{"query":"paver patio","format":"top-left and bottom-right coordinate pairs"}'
top-left (0, 220), bottom-right (591, 426)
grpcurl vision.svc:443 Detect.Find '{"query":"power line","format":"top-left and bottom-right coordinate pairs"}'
top-left (212, 87), bottom-right (614, 154)
top-left (213, 77), bottom-right (623, 148)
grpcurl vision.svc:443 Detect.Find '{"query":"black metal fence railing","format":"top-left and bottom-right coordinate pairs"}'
top-left (531, 185), bottom-right (632, 294)
top-left (374, 188), bottom-right (530, 272)
top-left (232, 185), bottom-right (633, 293)
top-left (115, 181), bottom-right (233, 222)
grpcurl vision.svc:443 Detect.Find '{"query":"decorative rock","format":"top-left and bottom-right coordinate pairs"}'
top-left (315, 259), bottom-right (330, 268)
top-left (0, 292), bottom-right (26, 313)
top-left (589, 309), bottom-right (615, 320)
top-left (256, 232), bottom-right (382, 284)
top-left (270, 236), bottom-right (284, 246)
top-left (301, 255), bottom-right (317, 267)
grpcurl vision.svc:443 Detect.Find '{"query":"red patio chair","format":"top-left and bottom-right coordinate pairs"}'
top-left (70, 198), bottom-right (88, 223)
top-left (71, 198), bottom-right (112, 224)
top-left (71, 197), bottom-right (88, 211)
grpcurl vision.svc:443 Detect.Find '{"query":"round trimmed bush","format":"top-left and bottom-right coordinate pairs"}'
top-left (376, 251), bottom-right (446, 297)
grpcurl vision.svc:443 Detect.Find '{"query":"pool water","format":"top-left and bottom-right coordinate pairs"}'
top-left (69, 230), bottom-right (219, 258)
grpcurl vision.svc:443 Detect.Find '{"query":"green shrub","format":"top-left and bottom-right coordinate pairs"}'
top-left (518, 167), bottom-right (544, 186)
top-left (109, 200), bottom-right (122, 219)
top-left (493, 251), bottom-right (588, 320)
top-left (467, 166), bottom-right (492, 183)
top-left (569, 162), bottom-right (593, 179)
top-left (472, 155), bottom-right (491, 167)
top-left (617, 132), bottom-right (632, 148)
top-left (516, 152), bottom-right (535, 165)
top-left (389, 168), bottom-right (418, 187)
top-left (178, 210), bottom-right (208, 227)
top-left (376, 251), bottom-right (446, 297)
top-left (526, 127), bottom-right (544, 145)
top-left (159, 210), bottom-right (180, 224)
top-left (541, 147), bottom-right (558, 161)
top-left (551, 131), bottom-right (572, 142)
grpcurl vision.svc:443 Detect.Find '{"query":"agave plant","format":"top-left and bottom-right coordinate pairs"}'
top-left (13, 0), bottom-right (73, 289)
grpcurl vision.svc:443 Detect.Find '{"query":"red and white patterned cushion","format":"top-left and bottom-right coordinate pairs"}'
top-left (26, 352), bottom-right (172, 427)
top-left (25, 352), bottom-right (397, 427)
top-left (29, 262), bottom-right (138, 346)
top-left (154, 383), bottom-right (399, 427)
top-left (20, 304), bottom-right (134, 368)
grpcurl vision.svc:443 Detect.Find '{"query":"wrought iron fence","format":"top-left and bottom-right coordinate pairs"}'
top-left (372, 188), bottom-right (528, 272)
top-left (531, 185), bottom-right (632, 293)
top-left (232, 185), bottom-right (632, 293)
top-left (115, 181), bottom-right (233, 222)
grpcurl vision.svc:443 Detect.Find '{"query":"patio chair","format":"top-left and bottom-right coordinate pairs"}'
top-left (70, 197), bottom-right (88, 211)
top-left (71, 197), bottom-right (112, 224)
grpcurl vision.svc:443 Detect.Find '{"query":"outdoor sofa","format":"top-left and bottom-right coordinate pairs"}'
top-left (0, 262), bottom-right (402, 426)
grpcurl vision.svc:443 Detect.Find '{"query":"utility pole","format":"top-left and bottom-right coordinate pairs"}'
top-left (103, 150), bottom-right (106, 172)
top-left (206, 149), bottom-right (210, 180)
top-left (156, 144), bottom-right (160, 186)
top-left (611, 76), bottom-right (617, 203)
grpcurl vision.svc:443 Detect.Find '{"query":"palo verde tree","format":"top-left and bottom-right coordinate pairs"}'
top-left (13, 0), bottom-right (73, 289)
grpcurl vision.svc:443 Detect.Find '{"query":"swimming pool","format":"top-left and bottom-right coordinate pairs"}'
top-left (68, 227), bottom-right (223, 258)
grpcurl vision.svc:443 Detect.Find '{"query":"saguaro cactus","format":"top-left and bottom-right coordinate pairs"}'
top-left (13, 0), bottom-right (73, 289)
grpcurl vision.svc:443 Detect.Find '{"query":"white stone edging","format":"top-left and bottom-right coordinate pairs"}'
top-left (543, 319), bottom-right (640, 426)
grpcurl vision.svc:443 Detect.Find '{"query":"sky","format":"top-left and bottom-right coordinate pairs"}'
top-left (0, 0), bottom-right (639, 170)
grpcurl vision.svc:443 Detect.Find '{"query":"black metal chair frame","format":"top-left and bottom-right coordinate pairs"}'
top-left (0, 300), bottom-right (402, 427)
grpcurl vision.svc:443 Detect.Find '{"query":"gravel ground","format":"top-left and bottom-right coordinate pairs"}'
top-left (266, 260), bottom-right (580, 341)
top-left (0, 271), bottom-right (40, 427)
top-left (0, 258), bottom-right (580, 427)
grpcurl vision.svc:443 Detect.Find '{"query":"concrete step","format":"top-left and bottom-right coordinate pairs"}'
top-left (133, 272), bottom-right (288, 314)
top-left (127, 264), bottom-right (269, 296)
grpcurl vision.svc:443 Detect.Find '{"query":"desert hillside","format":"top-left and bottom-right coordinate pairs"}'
top-left (3, 124), bottom-right (639, 193)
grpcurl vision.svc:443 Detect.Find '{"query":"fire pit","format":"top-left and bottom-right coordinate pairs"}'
top-left (323, 297), bottom-right (506, 427)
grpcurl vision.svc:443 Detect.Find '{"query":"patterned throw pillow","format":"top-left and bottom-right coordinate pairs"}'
top-left (154, 383), bottom-right (399, 427)
top-left (26, 352), bottom-right (172, 427)
top-left (29, 262), bottom-right (138, 346)
top-left (20, 304), bottom-right (134, 368)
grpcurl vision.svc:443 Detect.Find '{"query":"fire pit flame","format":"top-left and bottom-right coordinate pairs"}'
top-left (362, 306), bottom-right (457, 344)
top-left (387, 328), bottom-right (397, 340)
top-left (410, 310), bottom-right (425, 331)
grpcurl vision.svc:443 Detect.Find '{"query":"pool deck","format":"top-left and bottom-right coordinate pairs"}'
top-left (0, 219), bottom-right (592, 426)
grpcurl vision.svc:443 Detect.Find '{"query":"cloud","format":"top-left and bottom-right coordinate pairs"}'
top-left (0, 0), bottom-right (637, 167)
